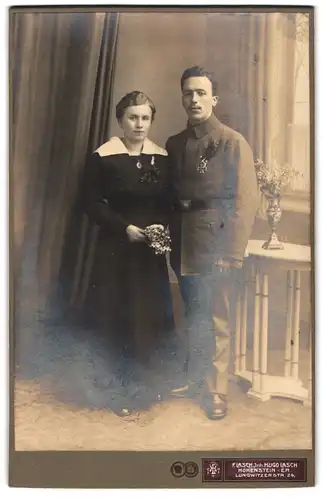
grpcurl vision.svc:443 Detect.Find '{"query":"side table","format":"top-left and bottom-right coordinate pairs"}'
top-left (234, 239), bottom-right (312, 405)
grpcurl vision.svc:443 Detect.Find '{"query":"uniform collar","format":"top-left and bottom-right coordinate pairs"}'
top-left (187, 113), bottom-right (222, 140)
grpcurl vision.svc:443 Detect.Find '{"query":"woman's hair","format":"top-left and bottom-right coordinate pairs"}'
top-left (116, 91), bottom-right (156, 121)
top-left (180, 66), bottom-right (218, 95)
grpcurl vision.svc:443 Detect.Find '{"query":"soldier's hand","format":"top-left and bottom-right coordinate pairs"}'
top-left (214, 258), bottom-right (240, 276)
top-left (215, 258), bottom-right (242, 270)
top-left (215, 258), bottom-right (231, 269)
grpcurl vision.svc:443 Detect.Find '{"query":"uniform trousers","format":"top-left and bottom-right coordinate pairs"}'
top-left (178, 266), bottom-right (237, 397)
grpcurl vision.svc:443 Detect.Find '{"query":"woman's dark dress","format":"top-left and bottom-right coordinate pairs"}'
top-left (82, 137), bottom-right (175, 368)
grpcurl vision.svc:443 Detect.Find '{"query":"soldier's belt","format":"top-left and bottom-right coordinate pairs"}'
top-left (176, 199), bottom-right (221, 211)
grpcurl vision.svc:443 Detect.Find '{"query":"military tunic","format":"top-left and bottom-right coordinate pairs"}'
top-left (166, 114), bottom-right (259, 275)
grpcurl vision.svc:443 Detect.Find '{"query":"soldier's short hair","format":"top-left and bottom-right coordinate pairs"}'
top-left (116, 91), bottom-right (156, 121)
top-left (180, 66), bottom-right (218, 95)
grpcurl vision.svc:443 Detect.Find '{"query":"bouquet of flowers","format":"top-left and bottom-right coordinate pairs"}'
top-left (254, 157), bottom-right (300, 198)
top-left (144, 224), bottom-right (172, 255)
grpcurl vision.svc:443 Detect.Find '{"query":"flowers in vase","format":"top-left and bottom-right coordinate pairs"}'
top-left (254, 157), bottom-right (302, 198)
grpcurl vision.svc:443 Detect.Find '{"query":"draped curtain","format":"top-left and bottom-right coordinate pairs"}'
top-left (252, 13), bottom-right (296, 165)
top-left (239, 13), bottom-right (297, 216)
top-left (10, 11), bottom-right (119, 309)
top-left (60, 14), bottom-right (120, 309)
top-left (205, 13), bottom-right (296, 217)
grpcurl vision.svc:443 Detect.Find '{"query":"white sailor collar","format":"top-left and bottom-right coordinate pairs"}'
top-left (95, 136), bottom-right (168, 157)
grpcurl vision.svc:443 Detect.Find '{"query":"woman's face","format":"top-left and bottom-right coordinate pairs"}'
top-left (119, 104), bottom-right (153, 143)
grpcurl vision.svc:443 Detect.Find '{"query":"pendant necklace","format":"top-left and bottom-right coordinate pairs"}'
top-left (136, 146), bottom-right (144, 169)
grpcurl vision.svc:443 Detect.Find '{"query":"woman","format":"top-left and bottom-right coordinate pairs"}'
top-left (82, 91), bottom-right (176, 413)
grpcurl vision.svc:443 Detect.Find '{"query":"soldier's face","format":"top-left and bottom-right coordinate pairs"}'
top-left (119, 104), bottom-right (153, 143)
top-left (182, 76), bottom-right (218, 124)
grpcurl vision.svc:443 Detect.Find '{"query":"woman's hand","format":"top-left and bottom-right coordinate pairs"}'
top-left (126, 225), bottom-right (146, 243)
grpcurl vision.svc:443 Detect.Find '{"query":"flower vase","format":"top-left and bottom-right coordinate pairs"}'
top-left (262, 195), bottom-right (284, 250)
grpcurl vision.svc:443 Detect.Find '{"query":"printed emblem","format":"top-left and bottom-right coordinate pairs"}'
top-left (202, 459), bottom-right (223, 482)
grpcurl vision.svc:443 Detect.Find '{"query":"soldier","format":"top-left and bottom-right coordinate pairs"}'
top-left (166, 66), bottom-right (259, 420)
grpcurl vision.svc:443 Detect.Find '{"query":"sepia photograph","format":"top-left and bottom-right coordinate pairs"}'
top-left (9, 5), bottom-right (314, 488)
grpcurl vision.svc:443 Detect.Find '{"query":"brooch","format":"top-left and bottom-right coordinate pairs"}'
top-left (139, 156), bottom-right (161, 183)
top-left (197, 139), bottom-right (220, 174)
